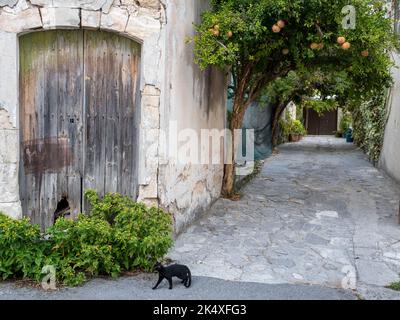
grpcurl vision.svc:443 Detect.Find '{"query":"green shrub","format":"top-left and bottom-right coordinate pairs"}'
top-left (279, 118), bottom-right (290, 141)
top-left (45, 214), bottom-right (119, 286)
top-left (86, 191), bottom-right (174, 272)
top-left (278, 116), bottom-right (306, 143)
top-left (0, 213), bottom-right (48, 281)
top-left (0, 191), bottom-right (174, 287)
top-left (351, 90), bottom-right (389, 165)
top-left (339, 112), bottom-right (352, 134)
top-left (290, 120), bottom-right (307, 136)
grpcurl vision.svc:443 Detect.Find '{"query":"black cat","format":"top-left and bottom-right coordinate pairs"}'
top-left (152, 262), bottom-right (191, 290)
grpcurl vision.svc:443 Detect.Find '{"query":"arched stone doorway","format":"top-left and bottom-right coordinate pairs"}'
top-left (19, 30), bottom-right (141, 228)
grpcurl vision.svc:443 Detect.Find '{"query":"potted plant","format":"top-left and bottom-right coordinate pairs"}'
top-left (340, 112), bottom-right (352, 138)
top-left (289, 120), bottom-right (307, 142)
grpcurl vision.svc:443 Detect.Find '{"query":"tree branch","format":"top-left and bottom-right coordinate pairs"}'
top-left (245, 63), bottom-right (296, 108)
top-left (315, 23), bottom-right (324, 38)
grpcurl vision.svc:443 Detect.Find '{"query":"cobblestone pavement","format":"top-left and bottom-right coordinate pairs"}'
top-left (168, 136), bottom-right (400, 300)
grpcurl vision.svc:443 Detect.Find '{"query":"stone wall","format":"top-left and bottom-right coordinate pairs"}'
top-left (379, 52), bottom-right (400, 183)
top-left (0, 0), bottom-right (228, 233)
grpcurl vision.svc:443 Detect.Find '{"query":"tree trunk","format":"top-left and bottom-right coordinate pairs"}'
top-left (271, 102), bottom-right (287, 146)
top-left (221, 61), bottom-right (275, 197)
top-left (221, 98), bottom-right (247, 198)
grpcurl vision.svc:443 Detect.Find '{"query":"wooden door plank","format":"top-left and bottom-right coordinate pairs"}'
top-left (20, 31), bottom-right (84, 229)
top-left (19, 33), bottom-right (35, 223)
top-left (83, 30), bottom-right (140, 202)
top-left (56, 30), bottom-right (84, 220)
top-left (56, 31), bottom-right (69, 220)
top-left (105, 33), bottom-right (122, 195)
top-left (41, 31), bottom-right (59, 228)
top-left (120, 41), bottom-right (141, 199)
top-left (19, 31), bottom-right (59, 227)
top-left (83, 30), bottom-right (108, 201)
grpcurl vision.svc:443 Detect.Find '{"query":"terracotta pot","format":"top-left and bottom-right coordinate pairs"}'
top-left (289, 134), bottom-right (301, 142)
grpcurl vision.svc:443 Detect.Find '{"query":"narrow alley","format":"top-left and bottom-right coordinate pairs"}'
top-left (169, 136), bottom-right (400, 299)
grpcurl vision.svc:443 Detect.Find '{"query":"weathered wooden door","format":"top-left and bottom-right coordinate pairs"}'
top-left (19, 30), bottom-right (141, 228)
top-left (83, 31), bottom-right (140, 202)
top-left (305, 108), bottom-right (338, 135)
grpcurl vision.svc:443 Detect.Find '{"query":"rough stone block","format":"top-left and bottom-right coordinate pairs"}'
top-left (0, 163), bottom-right (19, 202)
top-left (0, 7), bottom-right (42, 33)
top-left (138, 5), bottom-right (162, 19)
top-left (136, 0), bottom-right (161, 10)
top-left (100, 6), bottom-right (129, 33)
top-left (138, 179), bottom-right (158, 200)
top-left (0, 129), bottom-right (18, 163)
top-left (29, 0), bottom-right (52, 5)
top-left (100, 0), bottom-right (115, 13)
top-left (0, 31), bottom-right (18, 128)
top-left (0, 109), bottom-right (14, 130)
top-left (0, 54), bottom-right (17, 106)
top-left (142, 85), bottom-right (160, 96)
top-left (0, 0), bottom-right (18, 7)
top-left (142, 106), bottom-right (160, 129)
top-left (125, 13), bottom-right (160, 40)
top-left (31, 0), bottom-right (115, 13)
top-left (142, 128), bottom-right (159, 156)
top-left (142, 94), bottom-right (160, 108)
top-left (81, 9), bottom-right (101, 29)
top-left (141, 33), bottom-right (162, 86)
top-left (140, 198), bottom-right (159, 208)
top-left (41, 7), bottom-right (80, 29)
top-left (138, 125), bottom-right (160, 187)
top-left (2, 0), bottom-right (29, 13)
top-left (146, 153), bottom-right (159, 170)
top-left (54, 0), bottom-right (100, 9)
top-left (142, 95), bottom-right (160, 129)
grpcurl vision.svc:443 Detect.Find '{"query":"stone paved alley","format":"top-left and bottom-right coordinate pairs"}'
top-left (169, 136), bottom-right (400, 299)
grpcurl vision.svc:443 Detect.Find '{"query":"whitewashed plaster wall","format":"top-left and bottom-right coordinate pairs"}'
top-left (379, 52), bottom-right (400, 183)
top-left (159, 0), bottom-right (227, 234)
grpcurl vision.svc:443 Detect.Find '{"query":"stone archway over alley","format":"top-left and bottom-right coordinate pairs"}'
top-left (169, 136), bottom-right (400, 299)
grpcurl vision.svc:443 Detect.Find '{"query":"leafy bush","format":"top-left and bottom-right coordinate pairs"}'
top-left (0, 214), bottom-right (48, 281)
top-left (304, 100), bottom-right (338, 116)
top-left (290, 120), bottom-right (307, 136)
top-left (279, 116), bottom-right (306, 143)
top-left (45, 214), bottom-right (118, 286)
top-left (279, 118), bottom-right (291, 140)
top-left (339, 112), bottom-right (353, 134)
top-left (86, 191), bottom-right (174, 271)
top-left (0, 191), bottom-right (173, 286)
top-left (351, 90), bottom-right (389, 165)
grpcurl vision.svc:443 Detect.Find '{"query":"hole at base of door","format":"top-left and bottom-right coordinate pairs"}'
top-left (54, 195), bottom-right (71, 223)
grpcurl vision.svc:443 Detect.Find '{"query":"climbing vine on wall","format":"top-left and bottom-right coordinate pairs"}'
top-left (350, 89), bottom-right (389, 165)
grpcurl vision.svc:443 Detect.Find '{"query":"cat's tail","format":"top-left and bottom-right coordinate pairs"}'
top-left (185, 269), bottom-right (191, 288)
